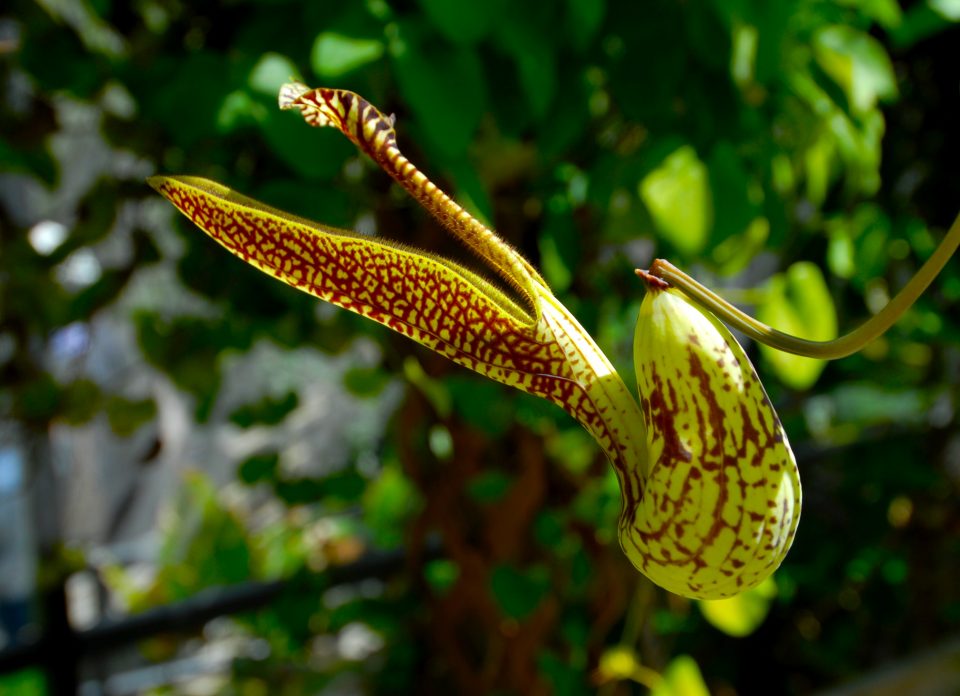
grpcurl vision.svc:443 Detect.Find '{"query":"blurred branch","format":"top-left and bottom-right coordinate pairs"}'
top-left (0, 541), bottom-right (440, 677)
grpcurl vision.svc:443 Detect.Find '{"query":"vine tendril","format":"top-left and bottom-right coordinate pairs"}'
top-left (644, 211), bottom-right (960, 359)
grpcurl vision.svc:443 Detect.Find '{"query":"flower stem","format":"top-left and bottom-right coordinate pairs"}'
top-left (642, 211), bottom-right (960, 359)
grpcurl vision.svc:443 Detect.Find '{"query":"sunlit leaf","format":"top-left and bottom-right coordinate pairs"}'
top-left (930, 0), bottom-right (960, 20)
top-left (758, 262), bottom-right (837, 390)
top-left (730, 22), bottom-right (759, 88)
top-left (698, 576), bottom-right (778, 637)
top-left (650, 655), bottom-right (710, 696)
top-left (424, 559), bottom-right (459, 594)
top-left (159, 471), bottom-right (254, 596)
top-left (364, 464), bottom-right (423, 548)
top-left (597, 645), bottom-right (643, 682)
top-left (813, 25), bottom-right (898, 113)
top-left (311, 33), bottom-right (384, 78)
top-left (217, 90), bottom-right (265, 132)
top-left (538, 213), bottom-right (579, 292)
top-left (803, 132), bottom-right (835, 206)
top-left (249, 52), bottom-right (301, 96)
top-left (639, 145), bottom-right (713, 256)
top-left (712, 217), bottom-right (770, 276)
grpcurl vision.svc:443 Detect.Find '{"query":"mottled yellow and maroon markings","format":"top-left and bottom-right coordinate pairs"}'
top-left (629, 285), bottom-right (801, 599)
top-left (276, 81), bottom-right (647, 505)
top-left (147, 176), bottom-right (647, 511)
top-left (152, 82), bottom-right (803, 600)
top-left (278, 82), bottom-right (546, 308)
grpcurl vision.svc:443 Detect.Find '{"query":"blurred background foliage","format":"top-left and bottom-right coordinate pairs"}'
top-left (1, 0), bottom-right (960, 694)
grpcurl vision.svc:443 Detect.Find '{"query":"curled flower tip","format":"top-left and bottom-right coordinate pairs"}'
top-left (278, 81), bottom-right (310, 110)
top-left (635, 267), bottom-right (671, 290)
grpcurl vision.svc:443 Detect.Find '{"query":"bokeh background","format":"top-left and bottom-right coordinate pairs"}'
top-left (2, 0), bottom-right (960, 694)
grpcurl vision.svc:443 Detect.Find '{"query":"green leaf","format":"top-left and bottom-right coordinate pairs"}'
top-left (364, 464), bottom-right (423, 548)
top-left (495, 15), bottom-right (556, 121)
top-left (238, 453), bottom-right (280, 485)
top-left (0, 137), bottom-right (57, 183)
top-left (467, 470), bottom-right (515, 503)
top-left (448, 161), bottom-right (494, 224)
top-left (217, 90), bottom-right (266, 132)
top-left (447, 375), bottom-right (513, 436)
top-left (389, 21), bottom-right (486, 159)
top-left (890, 1), bottom-right (956, 46)
top-left (229, 391), bottom-right (299, 427)
top-left (803, 132), bottom-right (836, 206)
top-left (930, 0), bottom-right (960, 20)
top-left (159, 471), bottom-right (254, 595)
top-left (342, 366), bottom-right (392, 397)
top-left (813, 25), bottom-right (898, 113)
top-left (105, 396), bottom-right (157, 436)
top-left (311, 32), bottom-right (384, 78)
top-left (565, 0), bottom-right (605, 50)
top-left (538, 213), bottom-right (580, 292)
top-left (730, 22), bottom-right (759, 88)
top-left (424, 559), bottom-right (459, 594)
top-left (533, 510), bottom-right (567, 549)
top-left (59, 378), bottom-right (101, 425)
top-left (415, 0), bottom-right (499, 44)
top-left (143, 52), bottom-right (231, 147)
top-left (544, 427), bottom-right (595, 474)
top-left (639, 145), bottom-right (713, 256)
top-left (698, 576), bottom-right (777, 637)
top-left (539, 651), bottom-right (588, 696)
top-left (707, 141), bottom-right (759, 247)
top-left (825, 205), bottom-right (892, 287)
top-left (757, 262), bottom-right (838, 390)
top-left (249, 52), bottom-right (301, 96)
top-left (650, 655), bottom-right (710, 696)
top-left (0, 668), bottom-right (46, 696)
top-left (427, 424), bottom-right (454, 460)
top-left (712, 217), bottom-right (770, 277)
top-left (259, 104), bottom-right (354, 179)
top-left (489, 564), bottom-right (549, 620)
top-left (836, 0), bottom-right (903, 27)
top-left (274, 469), bottom-right (366, 506)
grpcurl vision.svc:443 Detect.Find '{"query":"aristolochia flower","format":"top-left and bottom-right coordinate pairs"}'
top-left (150, 82), bottom-right (959, 598)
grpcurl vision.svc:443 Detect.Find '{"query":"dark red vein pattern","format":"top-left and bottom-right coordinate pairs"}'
top-left (279, 83), bottom-right (546, 306)
top-left (149, 177), bottom-right (647, 514)
top-left (150, 84), bottom-right (801, 600)
top-left (629, 288), bottom-right (801, 599)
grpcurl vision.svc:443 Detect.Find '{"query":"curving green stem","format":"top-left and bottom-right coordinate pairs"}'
top-left (645, 210), bottom-right (960, 359)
